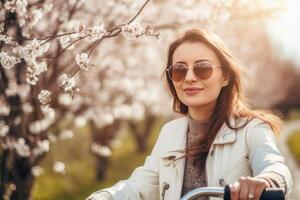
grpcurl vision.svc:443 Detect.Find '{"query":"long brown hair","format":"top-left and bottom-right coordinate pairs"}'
top-left (163, 28), bottom-right (282, 170)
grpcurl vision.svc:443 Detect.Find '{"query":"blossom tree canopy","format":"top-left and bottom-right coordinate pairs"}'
top-left (0, 0), bottom-right (287, 199)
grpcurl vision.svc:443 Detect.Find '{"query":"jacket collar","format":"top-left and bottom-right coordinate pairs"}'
top-left (162, 116), bottom-right (237, 156)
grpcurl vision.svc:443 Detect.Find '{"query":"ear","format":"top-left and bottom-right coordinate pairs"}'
top-left (222, 74), bottom-right (230, 87)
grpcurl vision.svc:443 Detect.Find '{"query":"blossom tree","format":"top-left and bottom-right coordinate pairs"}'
top-left (0, 0), bottom-right (286, 199)
top-left (0, 0), bottom-right (158, 199)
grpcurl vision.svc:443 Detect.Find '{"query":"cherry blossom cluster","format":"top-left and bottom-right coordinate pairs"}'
top-left (91, 143), bottom-right (112, 157)
top-left (122, 22), bottom-right (158, 39)
top-left (58, 73), bottom-right (78, 96)
top-left (0, 137), bottom-right (50, 158)
top-left (3, 0), bottom-right (52, 27)
top-left (59, 23), bottom-right (107, 50)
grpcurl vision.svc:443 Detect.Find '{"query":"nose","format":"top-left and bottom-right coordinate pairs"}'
top-left (184, 67), bottom-right (198, 82)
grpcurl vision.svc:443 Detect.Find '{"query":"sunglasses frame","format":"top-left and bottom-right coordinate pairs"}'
top-left (166, 61), bottom-right (222, 82)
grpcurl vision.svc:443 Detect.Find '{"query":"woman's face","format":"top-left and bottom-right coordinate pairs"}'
top-left (171, 42), bottom-right (229, 109)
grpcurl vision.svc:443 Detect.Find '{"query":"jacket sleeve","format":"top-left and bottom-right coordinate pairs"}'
top-left (246, 121), bottom-right (293, 196)
top-left (86, 127), bottom-right (163, 200)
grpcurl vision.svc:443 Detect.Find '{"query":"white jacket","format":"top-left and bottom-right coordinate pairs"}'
top-left (93, 117), bottom-right (292, 200)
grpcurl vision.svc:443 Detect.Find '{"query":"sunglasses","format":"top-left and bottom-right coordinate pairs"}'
top-left (166, 61), bottom-right (222, 82)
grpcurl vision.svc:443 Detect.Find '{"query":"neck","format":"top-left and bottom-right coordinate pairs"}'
top-left (188, 100), bottom-right (216, 121)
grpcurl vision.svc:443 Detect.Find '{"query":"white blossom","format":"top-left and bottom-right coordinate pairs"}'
top-left (86, 24), bottom-right (107, 41)
top-left (43, 4), bottom-right (53, 13)
top-left (14, 138), bottom-right (31, 157)
top-left (1, 137), bottom-right (14, 150)
top-left (4, 0), bottom-right (27, 15)
top-left (58, 94), bottom-right (73, 106)
top-left (30, 8), bottom-right (44, 26)
top-left (74, 22), bottom-right (86, 37)
top-left (0, 34), bottom-right (14, 44)
top-left (0, 123), bottom-right (9, 137)
top-left (122, 22), bottom-right (145, 39)
top-left (32, 140), bottom-right (50, 156)
top-left (76, 53), bottom-right (90, 71)
top-left (59, 35), bottom-right (75, 49)
top-left (48, 132), bottom-right (57, 143)
top-left (58, 74), bottom-right (76, 92)
top-left (0, 52), bottom-right (20, 69)
top-left (0, 105), bottom-right (10, 116)
top-left (37, 140), bottom-right (50, 152)
top-left (38, 90), bottom-right (51, 105)
top-left (31, 166), bottom-right (44, 177)
top-left (41, 105), bottom-right (54, 116)
top-left (59, 130), bottom-right (74, 140)
top-left (26, 61), bottom-right (48, 85)
top-left (112, 105), bottom-right (131, 119)
top-left (26, 67), bottom-right (38, 85)
top-left (74, 22), bottom-right (107, 41)
top-left (16, 0), bottom-right (28, 16)
top-left (17, 39), bottom-right (49, 64)
top-left (29, 120), bottom-right (46, 134)
top-left (29, 106), bottom-right (55, 134)
top-left (23, 103), bottom-right (33, 113)
top-left (53, 161), bottom-right (66, 174)
top-left (34, 61), bottom-right (47, 75)
top-left (74, 116), bottom-right (87, 127)
top-left (91, 143), bottom-right (112, 157)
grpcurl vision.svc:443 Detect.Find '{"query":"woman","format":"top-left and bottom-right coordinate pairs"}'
top-left (86, 28), bottom-right (292, 200)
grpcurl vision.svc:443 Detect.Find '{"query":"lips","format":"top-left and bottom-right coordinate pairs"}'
top-left (183, 87), bottom-right (204, 91)
top-left (183, 87), bottom-right (204, 95)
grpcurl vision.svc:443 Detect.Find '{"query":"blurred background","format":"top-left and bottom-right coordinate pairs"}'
top-left (0, 0), bottom-right (300, 199)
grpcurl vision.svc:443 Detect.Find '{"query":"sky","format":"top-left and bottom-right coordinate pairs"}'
top-left (267, 0), bottom-right (300, 68)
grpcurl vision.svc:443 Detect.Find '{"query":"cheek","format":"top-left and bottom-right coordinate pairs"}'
top-left (173, 83), bottom-right (181, 95)
top-left (207, 83), bottom-right (223, 98)
top-left (173, 82), bottom-right (185, 99)
top-left (205, 77), bottom-right (225, 99)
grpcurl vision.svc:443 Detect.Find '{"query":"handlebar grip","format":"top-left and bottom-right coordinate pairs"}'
top-left (260, 188), bottom-right (285, 200)
top-left (224, 184), bottom-right (285, 200)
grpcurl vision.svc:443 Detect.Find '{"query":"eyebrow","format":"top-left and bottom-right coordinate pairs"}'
top-left (175, 59), bottom-right (214, 64)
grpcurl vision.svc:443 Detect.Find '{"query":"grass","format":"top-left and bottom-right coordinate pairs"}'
top-left (32, 118), bottom-right (164, 200)
top-left (287, 109), bottom-right (300, 121)
top-left (287, 129), bottom-right (300, 165)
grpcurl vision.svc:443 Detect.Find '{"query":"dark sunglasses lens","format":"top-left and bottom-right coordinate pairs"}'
top-left (170, 64), bottom-right (187, 81)
top-left (194, 62), bottom-right (213, 80)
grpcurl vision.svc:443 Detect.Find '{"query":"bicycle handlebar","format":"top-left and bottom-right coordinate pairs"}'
top-left (181, 184), bottom-right (285, 200)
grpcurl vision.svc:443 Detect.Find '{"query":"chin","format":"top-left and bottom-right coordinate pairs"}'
top-left (181, 99), bottom-right (209, 107)
top-left (180, 94), bottom-right (217, 106)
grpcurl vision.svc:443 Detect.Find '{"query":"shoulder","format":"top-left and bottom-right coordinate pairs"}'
top-left (228, 116), bottom-right (276, 143)
top-left (235, 117), bottom-right (272, 133)
top-left (240, 117), bottom-right (277, 147)
top-left (161, 116), bottom-right (187, 131)
top-left (158, 116), bottom-right (188, 139)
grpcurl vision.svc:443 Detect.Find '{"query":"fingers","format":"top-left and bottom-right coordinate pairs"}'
top-left (239, 177), bottom-right (250, 199)
top-left (230, 181), bottom-right (240, 200)
top-left (247, 184), bottom-right (256, 200)
top-left (254, 178), bottom-right (270, 200)
top-left (230, 176), bottom-right (271, 200)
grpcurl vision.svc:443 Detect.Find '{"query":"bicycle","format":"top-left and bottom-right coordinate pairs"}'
top-left (180, 184), bottom-right (284, 200)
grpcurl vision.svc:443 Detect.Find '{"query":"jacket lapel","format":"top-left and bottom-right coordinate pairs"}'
top-left (161, 117), bottom-right (188, 200)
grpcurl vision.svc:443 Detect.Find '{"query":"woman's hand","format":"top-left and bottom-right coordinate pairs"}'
top-left (230, 176), bottom-right (270, 200)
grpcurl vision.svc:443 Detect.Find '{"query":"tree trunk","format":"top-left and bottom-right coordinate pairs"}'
top-left (90, 120), bottom-right (120, 181)
top-left (95, 156), bottom-right (109, 181)
top-left (135, 134), bottom-right (147, 152)
top-left (10, 158), bottom-right (34, 200)
top-left (128, 113), bottom-right (156, 153)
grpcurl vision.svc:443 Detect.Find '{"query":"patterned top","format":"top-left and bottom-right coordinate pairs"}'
top-left (181, 114), bottom-right (210, 200)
